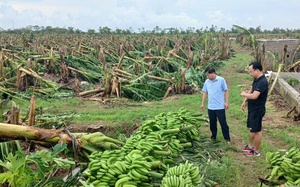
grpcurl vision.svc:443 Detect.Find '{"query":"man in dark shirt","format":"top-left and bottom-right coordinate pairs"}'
top-left (240, 62), bottom-right (268, 156)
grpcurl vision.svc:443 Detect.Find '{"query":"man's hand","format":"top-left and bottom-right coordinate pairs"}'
top-left (225, 103), bottom-right (229, 110)
top-left (200, 104), bottom-right (204, 110)
top-left (240, 91), bottom-right (246, 97)
top-left (241, 102), bottom-right (246, 111)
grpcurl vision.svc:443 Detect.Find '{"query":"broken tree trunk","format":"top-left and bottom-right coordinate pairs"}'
top-left (268, 64), bottom-right (284, 96)
top-left (113, 67), bottom-right (136, 78)
top-left (287, 60), bottom-right (300, 72)
top-left (8, 101), bottom-right (21, 125)
top-left (78, 88), bottom-right (104, 97)
top-left (0, 50), bottom-right (4, 79)
top-left (0, 123), bottom-right (125, 153)
top-left (163, 85), bottom-right (174, 100)
top-left (0, 123), bottom-right (69, 143)
top-left (147, 75), bottom-right (173, 83)
top-left (28, 95), bottom-right (36, 126)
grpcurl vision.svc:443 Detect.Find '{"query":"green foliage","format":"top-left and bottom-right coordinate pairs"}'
top-left (0, 140), bottom-right (21, 161)
top-left (202, 159), bottom-right (231, 183)
top-left (287, 77), bottom-right (300, 87)
top-left (185, 66), bottom-right (206, 88)
top-left (0, 141), bottom-right (22, 173)
top-left (123, 83), bottom-right (166, 101)
top-left (64, 56), bottom-right (103, 83)
top-left (0, 143), bottom-right (75, 187)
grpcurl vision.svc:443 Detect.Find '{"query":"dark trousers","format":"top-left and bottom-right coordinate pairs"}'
top-left (208, 109), bottom-right (230, 141)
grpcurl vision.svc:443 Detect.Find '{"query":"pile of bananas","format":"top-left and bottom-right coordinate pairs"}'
top-left (137, 107), bottom-right (208, 142)
top-left (81, 108), bottom-right (210, 187)
top-left (265, 146), bottom-right (300, 186)
top-left (83, 149), bottom-right (164, 187)
top-left (160, 161), bottom-right (201, 187)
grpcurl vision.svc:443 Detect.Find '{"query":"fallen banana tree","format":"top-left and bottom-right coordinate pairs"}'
top-left (0, 122), bottom-right (125, 157)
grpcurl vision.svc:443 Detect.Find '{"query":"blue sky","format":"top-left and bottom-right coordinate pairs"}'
top-left (0, 0), bottom-right (299, 32)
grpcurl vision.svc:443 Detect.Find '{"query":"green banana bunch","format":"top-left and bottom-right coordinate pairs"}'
top-left (139, 119), bottom-right (163, 133)
top-left (85, 149), bottom-right (129, 186)
top-left (161, 160), bottom-right (201, 187)
top-left (284, 146), bottom-right (299, 159)
top-left (265, 151), bottom-right (283, 166)
top-left (122, 135), bottom-right (142, 152)
top-left (265, 146), bottom-right (300, 186)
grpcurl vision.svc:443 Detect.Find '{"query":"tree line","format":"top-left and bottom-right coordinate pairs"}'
top-left (0, 25), bottom-right (300, 36)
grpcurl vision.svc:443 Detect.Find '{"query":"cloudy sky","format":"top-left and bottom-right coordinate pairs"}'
top-left (0, 0), bottom-right (299, 32)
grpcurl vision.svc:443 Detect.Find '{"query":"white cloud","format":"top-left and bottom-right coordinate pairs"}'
top-left (0, 0), bottom-right (299, 31)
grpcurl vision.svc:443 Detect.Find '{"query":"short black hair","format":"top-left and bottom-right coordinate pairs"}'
top-left (204, 67), bottom-right (216, 74)
top-left (249, 62), bottom-right (262, 71)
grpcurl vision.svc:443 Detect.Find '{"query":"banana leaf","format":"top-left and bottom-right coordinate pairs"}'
top-left (122, 83), bottom-right (166, 101)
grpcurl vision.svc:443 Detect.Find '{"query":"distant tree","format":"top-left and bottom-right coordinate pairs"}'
top-left (75, 29), bottom-right (82, 34)
top-left (87, 29), bottom-right (96, 35)
top-left (127, 27), bottom-right (134, 34)
top-left (209, 25), bottom-right (217, 33)
top-left (44, 26), bottom-right (53, 33)
top-left (138, 27), bottom-right (147, 34)
top-left (32, 25), bottom-right (40, 31)
top-left (99, 26), bottom-right (112, 35)
top-left (195, 28), bottom-right (203, 34)
top-left (248, 27), bottom-right (255, 34)
top-left (115, 28), bottom-right (122, 34)
top-left (219, 27), bottom-right (226, 33)
top-left (180, 28), bottom-right (186, 34)
top-left (186, 27), bottom-right (195, 34)
top-left (230, 27), bottom-right (239, 34)
top-left (153, 26), bottom-right (161, 34)
top-left (255, 26), bottom-right (262, 33)
top-left (67, 27), bottom-right (74, 34)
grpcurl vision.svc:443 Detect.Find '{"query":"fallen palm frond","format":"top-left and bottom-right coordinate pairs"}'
top-left (68, 67), bottom-right (102, 84)
top-left (233, 25), bottom-right (259, 62)
top-left (0, 86), bottom-right (31, 101)
top-left (122, 83), bottom-right (166, 101)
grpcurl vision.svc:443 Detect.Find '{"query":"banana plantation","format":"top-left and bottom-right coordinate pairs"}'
top-left (0, 30), bottom-right (299, 187)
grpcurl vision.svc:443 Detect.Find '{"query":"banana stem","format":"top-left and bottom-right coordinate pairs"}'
top-left (149, 160), bottom-right (162, 169)
top-left (181, 142), bottom-right (192, 147)
top-left (149, 171), bottom-right (164, 179)
top-left (152, 150), bottom-right (171, 156)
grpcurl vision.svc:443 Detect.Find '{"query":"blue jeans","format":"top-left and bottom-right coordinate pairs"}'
top-left (208, 109), bottom-right (230, 141)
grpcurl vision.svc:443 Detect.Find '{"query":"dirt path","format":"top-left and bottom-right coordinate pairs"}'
top-left (220, 43), bottom-right (299, 186)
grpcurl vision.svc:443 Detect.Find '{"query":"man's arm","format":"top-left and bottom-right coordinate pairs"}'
top-left (200, 92), bottom-right (208, 110)
top-left (241, 90), bottom-right (260, 100)
top-left (241, 87), bottom-right (252, 111)
top-left (224, 90), bottom-right (229, 109)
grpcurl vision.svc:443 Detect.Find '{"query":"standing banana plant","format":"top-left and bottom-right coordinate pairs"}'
top-left (233, 25), bottom-right (259, 62)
